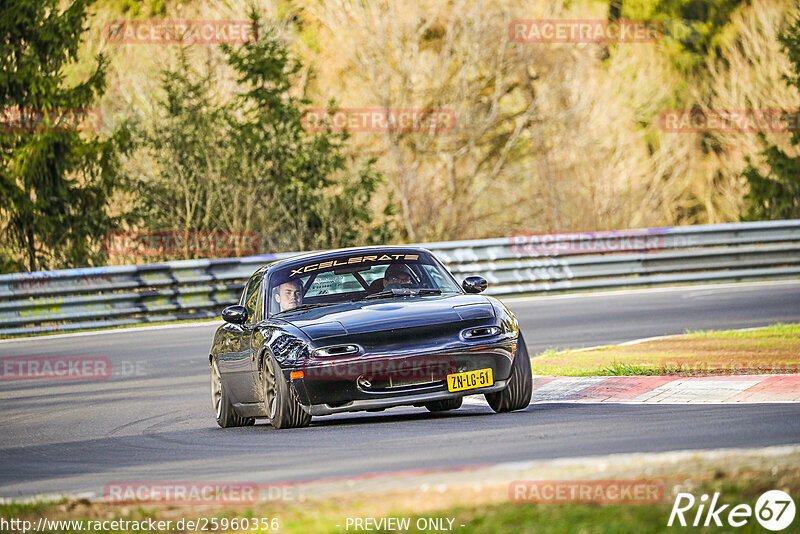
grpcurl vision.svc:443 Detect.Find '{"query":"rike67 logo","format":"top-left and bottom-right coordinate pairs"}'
top-left (669, 490), bottom-right (795, 531)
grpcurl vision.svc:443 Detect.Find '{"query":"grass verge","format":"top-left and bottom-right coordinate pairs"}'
top-left (532, 323), bottom-right (800, 376)
top-left (2, 456), bottom-right (797, 533)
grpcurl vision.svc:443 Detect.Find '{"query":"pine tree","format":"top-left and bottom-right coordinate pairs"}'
top-left (220, 12), bottom-right (392, 251)
top-left (0, 0), bottom-right (128, 272)
top-left (741, 17), bottom-right (800, 221)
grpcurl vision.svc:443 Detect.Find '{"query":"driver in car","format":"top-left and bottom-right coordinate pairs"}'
top-left (274, 279), bottom-right (303, 312)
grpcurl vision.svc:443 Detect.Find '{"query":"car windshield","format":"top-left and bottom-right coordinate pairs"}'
top-left (267, 250), bottom-right (461, 316)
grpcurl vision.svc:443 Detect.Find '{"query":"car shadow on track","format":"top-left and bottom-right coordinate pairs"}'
top-left (249, 402), bottom-right (555, 429)
top-left (314, 411), bottom-right (487, 427)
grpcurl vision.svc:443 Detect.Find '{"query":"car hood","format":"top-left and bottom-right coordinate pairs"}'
top-left (283, 293), bottom-right (495, 340)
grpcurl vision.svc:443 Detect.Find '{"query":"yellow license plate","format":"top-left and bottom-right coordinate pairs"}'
top-left (447, 368), bottom-right (493, 392)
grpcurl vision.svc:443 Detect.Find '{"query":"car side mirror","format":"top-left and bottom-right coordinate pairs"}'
top-left (222, 305), bottom-right (248, 324)
top-left (462, 276), bottom-right (488, 294)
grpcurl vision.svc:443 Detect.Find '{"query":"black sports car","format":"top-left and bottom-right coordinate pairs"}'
top-left (208, 246), bottom-right (532, 428)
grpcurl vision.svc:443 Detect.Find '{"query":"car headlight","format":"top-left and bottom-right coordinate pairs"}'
top-left (313, 344), bottom-right (362, 357)
top-left (460, 326), bottom-right (501, 340)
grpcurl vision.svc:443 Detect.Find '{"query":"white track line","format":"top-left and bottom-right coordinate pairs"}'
top-left (0, 320), bottom-right (223, 344)
top-left (555, 326), bottom-right (775, 354)
top-left (504, 279), bottom-right (800, 303)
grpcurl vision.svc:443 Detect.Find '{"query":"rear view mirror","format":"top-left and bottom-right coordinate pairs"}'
top-left (222, 305), bottom-right (248, 324)
top-left (462, 276), bottom-right (488, 294)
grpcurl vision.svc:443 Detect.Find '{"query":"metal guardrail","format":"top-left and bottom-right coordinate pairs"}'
top-left (1, 220), bottom-right (799, 336)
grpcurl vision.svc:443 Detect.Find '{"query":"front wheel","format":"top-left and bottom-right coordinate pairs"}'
top-left (211, 360), bottom-right (255, 428)
top-left (262, 355), bottom-right (311, 429)
top-left (485, 333), bottom-right (533, 413)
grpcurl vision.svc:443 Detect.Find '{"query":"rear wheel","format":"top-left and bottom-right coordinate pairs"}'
top-left (485, 333), bottom-right (533, 413)
top-left (211, 360), bottom-right (255, 428)
top-left (262, 355), bottom-right (311, 429)
top-left (425, 397), bottom-right (463, 412)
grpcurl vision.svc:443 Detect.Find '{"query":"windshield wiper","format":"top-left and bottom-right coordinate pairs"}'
top-left (273, 303), bottom-right (331, 315)
top-left (417, 288), bottom-right (443, 296)
top-left (358, 288), bottom-right (442, 301)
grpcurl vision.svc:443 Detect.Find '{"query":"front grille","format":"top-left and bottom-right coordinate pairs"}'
top-left (358, 366), bottom-right (447, 391)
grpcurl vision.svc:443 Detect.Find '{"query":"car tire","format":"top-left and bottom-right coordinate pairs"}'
top-left (425, 397), bottom-right (463, 412)
top-left (211, 360), bottom-right (255, 428)
top-left (263, 355), bottom-right (311, 429)
top-left (485, 332), bottom-right (533, 413)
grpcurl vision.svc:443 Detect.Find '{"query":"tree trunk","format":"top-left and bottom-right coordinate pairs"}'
top-left (26, 226), bottom-right (36, 272)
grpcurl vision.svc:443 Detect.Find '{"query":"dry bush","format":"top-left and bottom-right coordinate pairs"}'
top-left (305, 0), bottom-right (699, 238)
top-left (305, 0), bottom-right (800, 237)
top-left (305, 0), bottom-right (543, 240)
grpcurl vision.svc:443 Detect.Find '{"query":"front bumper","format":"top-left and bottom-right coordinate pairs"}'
top-left (289, 341), bottom-right (515, 415)
top-left (306, 379), bottom-right (508, 415)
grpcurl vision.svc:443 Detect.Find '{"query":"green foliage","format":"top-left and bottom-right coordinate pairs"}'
top-left (131, 11), bottom-right (394, 257)
top-left (119, 0), bottom-right (141, 16)
top-left (742, 143), bottom-right (800, 220)
top-left (129, 49), bottom-right (229, 244)
top-left (220, 14), bottom-right (395, 251)
top-left (742, 17), bottom-right (800, 221)
top-left (147, 0), bottom-right (166, 16)
top-left (623, 0), bottom-right (746, 71)
top-left (0, 0), bottom-right (130, 273)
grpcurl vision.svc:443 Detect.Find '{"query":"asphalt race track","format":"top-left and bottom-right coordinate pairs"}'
top-left (2, 280), bottom-right (800, 499)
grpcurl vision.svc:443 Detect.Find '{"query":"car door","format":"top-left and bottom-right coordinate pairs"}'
top-left (241, 276), bottom-right (265, 398)
top-left (218, 273), bottom-right (262, 401)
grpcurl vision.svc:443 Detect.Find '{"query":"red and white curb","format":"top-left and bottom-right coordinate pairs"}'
top-left (527, 375), bottom-right (800, 403)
